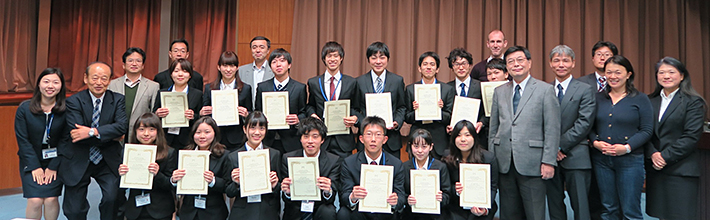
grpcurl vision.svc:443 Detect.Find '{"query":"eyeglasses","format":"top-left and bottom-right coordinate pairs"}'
top-left (363, 132), bottom-right (384, 139)
top-left (453, 62), bottom-right (469, 67)
top-left (506, 57), bottom-right (527, 65)
top-left (171, 49), bottom-right (187, 54)
top-left (594, 52), bottom-right (613, 58)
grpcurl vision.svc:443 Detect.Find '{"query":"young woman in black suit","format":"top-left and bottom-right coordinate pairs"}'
top-left (154, 58), bottom-right (203, 150)
top-left (118, 113), bottom-right (177, 220)
top-left (15, 68), bottom-right (67, 220)
top-left (403, 128), bottom-right (452, 220)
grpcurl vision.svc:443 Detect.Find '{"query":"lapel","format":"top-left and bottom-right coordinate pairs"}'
top-left (363, 71), bottom-right (375, 94)
top-left (659, 93), bottom-right (682, 128)
top-left (466, 77), bottom-right (476, 98)
top-left (81, 90), bottom-right (94, 124)
top-left (383, 71), bottom-right (395, 92)
top-left (560, 79), bottom-right (580, 113)
top-left (338, 75), bottom-right (352, 100)
top-left (132, 76), bottom-right (148, 112)
top-left (209, 152), bottom-right (218, 171)
top-left (317, 151), bottom-right (330, 176)
top-left (100, 91), bottom-right (114, 125)
top-left (513, 77), bottom-right (537, 121)
top-left (651, 96), bottom-right (662, 134)
top-left (114, 75), bottom-right (127, 94)
top-left (242, 65), bottom-right (254, 85)
top-left (264, 78), bottom-right (276, 92)
top-left (357, 151), bottom-right (368, 165)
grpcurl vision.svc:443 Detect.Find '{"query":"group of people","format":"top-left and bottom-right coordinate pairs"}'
top-left (15, 29), bottom-right (706, 220)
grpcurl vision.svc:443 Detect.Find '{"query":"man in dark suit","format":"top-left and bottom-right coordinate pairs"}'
top-left (470, 30), bottom-right (508, 82)
top-left (577, 41), bottom-right (618, 93)
top-left (280, 117), bottom-right (342, 220)
top-left (489, 46), bottom-right (560, 220)
top-left (545, 45), bottom-right (597, 220)
top-left (306, 41), bottom-right (360, 158)
top-left (446, 48), bottom-right (486, 148)
top-left (354, 42), bottom-right (407, 158)
top-left (239, 36), bottom-right (275, 108)
top-left (153, 39), bottom-right (204, 91)
top-left (255, 48), bottom-right (308, 154)
top-left (62, 62), bottom-right (128, 220)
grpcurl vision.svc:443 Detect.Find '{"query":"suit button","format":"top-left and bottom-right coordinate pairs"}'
top-left (608, 124), bottom-right (612, 127)
top-left (512, 123), bottom-right (516, 126)
top-left (607, 137), bottom-right (611, 140)
top-left (625, 136), bottom-right (628, 140)
top-left (509, 139), bottom-right (512, 141)
top-left (609, 113), bottom-right (612, 116)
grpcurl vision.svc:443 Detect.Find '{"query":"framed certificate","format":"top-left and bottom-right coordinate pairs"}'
top-left (359, 164), bottom-right (394, 213)
top-left (238, 149), bottom-right (272, 197)
top-left (365, 93), bottom-right (394, 128)
top-left (120, 144), bottom-right (157, 190)
top-left (324, 100), bottom-right (350, 136)
top-left (177, 150), bottom-right (211, 195)
top-left (287, 157), bottom-right (321, 201)
top-left (481, 81), bottom-right (508, 117)
top-left (450, 96), bottom-right (481, 127)
top-left (262, 91), bottom-right (290, 130)
top-left (161, 91), bottom-right (189, 128)
top-left (459, 163), bottom-right (492, 208)
top-left (410, 169), bottom-right (440, 214)
top-left (211, 89), bottom-right (240, 126)
top-left (414, 84), bottom-right (441, 121)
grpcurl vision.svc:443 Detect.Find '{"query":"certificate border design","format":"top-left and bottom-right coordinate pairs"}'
top-left (161, 91), bottom-right (189, 128)
top-left (414, 84), bottom-right (442, 121)
top-left (262, 91), bottom-right (290, 130)
top-left (239, 149), bottom-right (273, 197)
top-left (359, 165), bottom-right (394, 213)
top-left (480, 81), bottom-right (508, 117)
top-left (450, 96), bottom-right (481, 127)
top-left (324, 100), bottom-right (350, 136)
top-left (176, 150), bottom-right (210, 195)
top-left (460, 163), bottom-right (492, 208)
top-left (120, 145), bottom-right (157, 190)
top-left (211, 90), bottom-right (240, 126)
top-left (410, 169), bottom-right (440, 214)
top-left (288, 157), bottom-right (321, 201)
top-left (365, 93), bottom-right (394, 128)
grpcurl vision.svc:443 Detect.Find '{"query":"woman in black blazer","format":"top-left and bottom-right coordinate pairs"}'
top-left (118, 113), bottom-right (177, 220)
top-left (200, 51), bottom-right (252, 151)
top-left (15, 68), bottom-right (67, 220)
top-left (403, 128), bottom-right (451, 220)
top-left (154, 58), bottom-right (203, 150)
top-left (645, 57), bottom-right (707, 220)
top-left (171, 116), bottom-right (231, 220)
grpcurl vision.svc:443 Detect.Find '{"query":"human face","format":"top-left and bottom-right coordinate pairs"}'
top-left (270, 56), bottom-right (291, 79)
top-left (486, 68), bottom-right (509, 82)
top-left (549, 54), bottom-right (575, 80)
top-left (193, 123), bottom-right (215, 149)
top-left (84, 63), bottom-right (111, 97)
top-left (455, 127), bottom-right (474, 152)
top-left (410, 139), bottom-right (433, 163)
top-left (604, 62), bottom-right (631, 91)
top-left (218, 64), bottom-right (237, 82)
top-left (657, 64), bottom-right (684, 93)
top-left (368, 52), bottom-right (389, 75)
top-left (506, 51), bottom-right (532, 81)
top-left (301, 129), bottom-right (324, 157)
top-left (39, 74), bottom-right (62, 100)
top-left (452, 57), bottom-right (471, 80)
top-left (592, 47), bottom-right (613, 71)
top-left (122, 52), bottom-right (144, 75)
top-left (324, 51), bottom-right (343, 73)
top-left (135, 123), bottom-right (158, 144)
top-left (169, 42), bottom-right (189, 61)
top-left (171, 63), bottom-right (191, 87)
top-left (358, 124), bottom-right (389, 158)
top-left (244, 124), bottom-right (265, 148)
top-left (418, 56), bottom-right (439, 80)
top-left (487, 31), bottom-right (508, 57)
top-left (251, 40), bottom-right (270, 62)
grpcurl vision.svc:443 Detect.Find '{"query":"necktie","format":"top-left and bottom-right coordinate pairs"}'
top-left (330, 76), bottom-right (337, 100)
top-left (89, 99), bottom-right (103, 164)
top-left (597, 77), bottom-right (606, 92)
top-left (277, 84), bottom-right (283, 91)
top-left (557, 84), bottom-right (564, 103)
top-left (370, 161), bottom-right (377, 165)
top-left (513, 85), bottom-right (521, 113)
top-left (459, 83), bottom-right (467, 97)
top-left (375, 77), bottom-right (383, 93)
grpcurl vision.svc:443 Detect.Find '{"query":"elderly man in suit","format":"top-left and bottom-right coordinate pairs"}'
top-left (545, 45), bottom-right (597, 220)
top-left (489, 46), bottom-right (560, 220)
top-left (153, 39), bottom-right (204, 91)
top-left (240, 36), bottom-right (275, 108)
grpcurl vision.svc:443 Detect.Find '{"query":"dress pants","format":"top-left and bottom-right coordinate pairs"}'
top-left (63, 160), bottom-right (119, 220)
top-left (498, 159), bottom-right (547, 220)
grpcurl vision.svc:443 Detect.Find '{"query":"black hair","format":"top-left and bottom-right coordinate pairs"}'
top-left (321, 41), bottom-right (345, 66)
top-left (486, 58), bottom-right (508, 72)
top-left (406, 129), bottom-right (435, 159)
top-left (244, 111), bottom-right (268, 130)
top-left (443, 120), bottom-right (484, 168)
top-left (122, 47), bottom-right (146, 63)
top-left (168, 58), bottom-right (194, 83)
top-left (130, 113), bottom-right (169, 161)
top-left (186, 116), bottom-right (225, 158)
top-left (591, 41), bottom-right (618, 56)
top-left (504, 46), bottom-right (532, 60)
top-left (210, 51), bottom-right (244, 92)
top-left (446, 48), bottom-right (473, 69)
top-left (170, 39), bottom-right (190, 52)
top-left (418, 51), bottom-right (440, 68)
top-left (359, 116), bottom-right (387, 136)
top-left (602, 55), bottom-right (638, 97)
top-left (29, 68), bottom-right (67, 114)
top-left (649, 57), bottom-right (707, 110)
top-left (297, 117), bottom-right (327, 139)
top-left (365, 42), bottom-right (390, 59)
top-left (269, 48), bottom-right (292, 64)
top-left (250, 36), bottom-right (271, 49)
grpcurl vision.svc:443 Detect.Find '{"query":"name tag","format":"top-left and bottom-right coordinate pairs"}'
top-left (422, 120), bottom-right (434, 124)
top-left (194, 196), bottom-right (207, 209)
top-left (135, 194), bottom-right (151, 207)
top-left (462, 206), bottom-right (472, 210)
top-left (168, 127), bottom-right (180, 135)
top-left (42, 148), bottom-right (57, 159)
top-left (247, 195), bottom-right (261, 203)
top-left (301, 201), bottom-right (314, 212)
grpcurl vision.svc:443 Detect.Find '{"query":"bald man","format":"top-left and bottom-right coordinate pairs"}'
top-left (471, 30), bottom-right (509, 82)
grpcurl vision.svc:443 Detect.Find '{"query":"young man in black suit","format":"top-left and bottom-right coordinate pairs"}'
top-left (153, 39), bottom-right (204, 91)
top-left (578, 41), bottom-right (618, 93)
top-left (446, 48), bottom-right (486, 148)
top-left (61, 62), bottom-right (128, 220)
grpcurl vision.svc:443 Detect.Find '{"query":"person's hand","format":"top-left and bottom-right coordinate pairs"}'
top-left (286, 114), bottom-right (299, 125)
top-left (281, 177), bottom-right (292, 195)
top-left (344, 116), bottom-right (358, 128)
top-left (171, 169), bottom-right (186, 183)
top-left (407, 195), bottom-right (417, 205)
top-left (148, 163), bottom-right (159, 175)
top-left (651, 152), bottom-right (666, 170)
top-left (199, 106), bottom-right (212, 116)
top-left (203, 170), bottom-right (215, 183)
top-left (471, 207), bottom-right (488, 216)
top-left (155, 107), bottom-right (169, 118)
top-left (387, 193), bottom-right (398, 206)
top-left (185, 109), bottom-right (195, 120)
top-left (541, 163), bottom-right (555, 180)
top-left (455, 182), bottom-right (463, 195)
top-left (269, 171), bottom-right (279, 189)
top-left (317, 177), bottom-right (332, 194)
top-left (231, 168), bottom-right (240, 184)
top-left (436, 191), bottom-right (443, 202)
top-left (238, 106), bottom-right (249, 117)
top-left (557, 151), bottom-right (567, 161)
top-left (438, 99), bottom-right (444, 108)
top-left (31, 168), bottom-right (45, 185)
top-left (446, 125), bottom-right (453, 134)
top-left (350, 186), bottom-right (367, 202)
top-left (118, 164), bottom-right (129, 176)
top-left (70, 124), bottom-right (92, 142)
top-left (387, 121), bottom-right (399, 130)
top-left (475, 122), bottom-right (483, 133)
top-left (310, 113), bottom-right (321, 120)
top-left (412, 101), bottom-right (419, 110)
top-left (593, 140), bottom-right (611, 152)
top-left (44, 169), bottom-right (57, 184)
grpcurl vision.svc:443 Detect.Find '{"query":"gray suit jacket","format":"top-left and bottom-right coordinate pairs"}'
top-left (108, 75), bottom-right (160, 141)
top-left (577, 73), bottom-right (600, 91)
top-left (556, 79), bottom-right (596, 169)
top-left (489, 76), bottom-right (560, 176)
top-left (239, 63), bottom-right (274, 108)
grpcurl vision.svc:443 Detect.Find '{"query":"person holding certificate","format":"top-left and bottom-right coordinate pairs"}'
top-left (403, 129), bottom-right (451, 220)
top-left (154, 58), bottom-right (203, 150)
top-left (117, 113), bottom-right (177, 220)
top-left (200, 51), bottom-right (253, 151)
top-left (443, 120), bottom-right (498, 220)
top-left (170, 117), bottom-right (231, 220)
top-left (280, 117), bottom-right (342, 220)
top-left (225, 111), bottom-right (282, 220)
top-left (405, 52), bottom-right (455, 159)
top-left (445, 48), bottom-right (484, 145)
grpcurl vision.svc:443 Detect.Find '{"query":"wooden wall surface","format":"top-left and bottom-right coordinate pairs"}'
top-left (237, 0), bottom-right (294, 69)
top-left (0, 106), bottom-right (22, 189)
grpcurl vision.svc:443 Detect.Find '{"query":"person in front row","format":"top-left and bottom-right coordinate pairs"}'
top-left (118, 113), bottom-right (177, 220)
top-left (338, 116), bottom-right (406, 220)
top-left (280, 117), bottom-right (342, 220)
top-left (170, 117), bottom-right (231, 220)
top-left (402, 129), bottom-right (452, 220)
top-left (225, 111), bottom-right (281, 220)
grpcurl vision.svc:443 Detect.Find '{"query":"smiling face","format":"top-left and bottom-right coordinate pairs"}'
top-left (171, 63), bottom-right (191, 87)
top-left (122, 52), bottom-right (144, 75)
top-left (592, 47), bottom-right (613, 72)
top-left (549, 53), bottom-right (575, 80)
top-left (452, 57), bottom-right (471, 80)
top-left (218, 64), bottom-right (237, 82)
top-left (604, 62), bottom-right (631, 91)
top-left (657, 64), bottom-right (683, 92)
top-left (418, 56), bottom-right (439, 80)
top-left (135, 123), bottom-right (158, 145)
top-left (410, 139), bottom-right (433, 163)
top-left (455, 126), bottom-right (474, 153)
top-left (193, 123), bottom-right (215, 149)
top-left (244, 124), bottom-right (265, 148)
top-left (368, 52), bottom-right (389, 75)
top-left (39, 73), bottom-right (62, 100)
top-left (505, 51), bottom-right (531, 81)
top-left (84, 63), bottom-right (111, 97)
top-left (324, 51), bottom-right (343, 73)
top-left (300, 129), bottom-right (324, 157)
top-left (487, 31), bottom-right (508, 57)
top-left (251, 40), bottom-right (270, 62)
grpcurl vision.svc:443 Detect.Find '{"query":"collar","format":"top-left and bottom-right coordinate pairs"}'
top-left (370, 69), bottom-right (387, 84)
top-left (220, 78), bottom-right (236, 90)
top-left (365, 151), bottom-right (383, 165)
top-left (124, 75), bottom-right (142, 88)
top-left (594, 71), bottom-right (605, 80)
top-left (245, 142), bottom-right (264, 151)
top-left (555, 75), bottom-right (573, 91)
top-left (303, 149), bottom-right (321, 158)
top-left (513, 74), bottom-right (532, 92)
top-left (414, 156), bottom-right (431, 170)
top-left (661, 88), bottom-right (679, 100)
top-left (89, 91), bottom-right (105, 104)
top-left (274, 76), bottom-right (290, 88)
top-left (325, 70), bottom-right (342, 81)
top-left (252, 61), bottom-right (268, 70)
top-left (455, 75), bottom-right (471, 88)
top-left (171, 85), bottom-right (189, 93)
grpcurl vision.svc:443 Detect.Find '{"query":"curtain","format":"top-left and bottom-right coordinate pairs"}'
top-left (0, 0), bottom-right (38, 93)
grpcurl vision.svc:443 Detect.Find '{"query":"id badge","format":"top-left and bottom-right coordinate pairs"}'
top-left (194, 196), bottom-right (207, 209)
top-left (42, 148), bottom-right (57, 159)
top-left (301, 201), bottom-right (314, 212)
top-left (135, 194), bottom-right (151, 207)
top-left (168, 127), bottom-right (180, 135)
top-left (247, 195), bottom-right (261, 203)
top-left (422, 120), bottom-right (434, 124)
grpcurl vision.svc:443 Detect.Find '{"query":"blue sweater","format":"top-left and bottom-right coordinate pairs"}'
top-left (589, 91), bottom-right (653, 154)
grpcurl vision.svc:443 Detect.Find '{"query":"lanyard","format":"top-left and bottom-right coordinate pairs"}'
top-left (318, 75), bottom-right (342, 101)
top-left (413, 157), bottom-right (434, 170)
top-left (44, 114), bottom-right (54, 146)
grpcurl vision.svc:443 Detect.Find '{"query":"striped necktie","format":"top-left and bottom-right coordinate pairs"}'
top-left (375, 77), bottom-right (383, 93)
top-left (89, 99), bottom-right (103, 164)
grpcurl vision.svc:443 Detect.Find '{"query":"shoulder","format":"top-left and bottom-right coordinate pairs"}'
top-left (188, 88), bottom-right (203, 96)
top-left (343, 152), bottom-right (361, 164)
top-left (155, 70), bottom-right (169, 78)
top-left (283, 150), bottom-right (300, 158)
top-left (387, 71), bottom-right (404, 81)
top-left (481, 150), bottom-right (495, 163)
top-left (307, 74), bottom-right (322, 84)
top-left (18, 100), bottom-right (31, 110)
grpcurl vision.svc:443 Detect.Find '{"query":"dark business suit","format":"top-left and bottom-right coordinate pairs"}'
top-left (306, 73), bottom-right (360, 158)
top-left (405, 81), bottom-right (455, 158)
top-left (124, 148), bottom-right (177, 220)
top-left (61, 90), bottom-right (128, 220)
top-left (179, 151), bottom-right (231, 220)
top-left (154, 69), bottom-right (204, 91)
top-left (446, 151), bottom-right (499, 220)
top-left (447, 77), bottom-right (487, 150)
top-left (355, 71), bottom-right (407, 157)
top-left (255, 78), bottom-right (308, 153)
top-left (402, 158), bottom-right (452, 220)
top-left (202, 83), bottom-right (253, 151)
top-left (225, 146), bottom-right (282, 220)
top-left (153, 87), bottom-right (203, 149)
top-left (546, 79), bottom-right (596, 220)
top-left (576, 72), bottom-right (604, 220)
top-left (281, 150), bottom-right (342, 220)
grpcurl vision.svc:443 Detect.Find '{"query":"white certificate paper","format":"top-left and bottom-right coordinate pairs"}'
top-left (238, 149), bottom-right (272, 197)
top-left (459, 163), bottom-right (491, 208)
top-left (410, 169), bottom-right (440, 214)
top-left (262, 91), bottom-right (290, 130)
top-left (324, 100), bottom-right (350, 136)
top-left (288, 157), bottom-right (321, 201)
top-left (161, 92), bottom-right (189, 128)
top-left (211, 89), bottom-right (240, 126)
top-left (120, 144), bottom-right (157, 190)
top-left (359, 164), bottom-right (394, 213)
top-left (481, 81), bottom-right (508, 117)
top-left (414, 84), bottom-right (441, 121)
top-left (450, 96), bottom-right (481, 127)
top-left (177, 150), bottom-right (211, 195)
top-left (365, 93), bottom-right (394, 128)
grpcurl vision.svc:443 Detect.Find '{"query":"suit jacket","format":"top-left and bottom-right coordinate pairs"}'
top-left (355, 71), bottom-right (407, 151)
top-left (108, 75), bottom-right (160, 142)
top-left (405, 81), bottom-right (455, 156)
top-left (15, 100), bottom-right (67, 172)
top-left (239, 63), bottom-right (274, 108)
top-left (339, 151), bottom-right (407, 212)
top-left (225, 146), bottom-right (282, 220)
top-left (254, 77), bottom-right (308, 152)
top-left (124, 148), bottom-right (177, 220)
top-left (61, 90), bottom-right (128, 186)
top-left (154, 69), bottom-right (204, 91)
top-left (306, 73), bottom-right (360, 152)
top-left (402, 158), bottom-right (452, 219)
top-left (577, 73), bottom-right (600, 91)
top-left (556, 79), bottom-right (596, 169)
top-left (280, 150), bottom-right (342, 220)
top-left (447, 77), bottom-right (488, 148)
top-left (488, 76), bottom-right (560, 176)
top-left (202, 83), bottom-right (253, 150)
top-left (180, 151), bottom-right (231, 220)
top-left (153, 87), bottom-right (203, 148)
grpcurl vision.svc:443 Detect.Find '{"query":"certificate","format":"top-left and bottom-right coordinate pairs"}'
top-left (365, 93), bottom-right (393, 128)
top-left (414, 84), bottom-right (441, 121)
top-left (176, 150), bottom-right (211, 195)
top-left (459, 163), bottom-right (491, 208)
top-left (324, 100), bottom-right (350, 136)
top-left (262, 91), bottom-right (289, 130)
top-left (450, 96), bottom-right (481, 127)
top-left (410, 169), bottom-right (440, 214)
top-left (481, 81), bottom-right (508, 117)
top-left (160, 91), bottom-right (189, 128)
top-left (238, 149), bottom-right (272, 197)
top-left (211, 89), bottom-right (240, 126)
top-left (287, 157), bottom-right (321, 201)
top-left (359, 164), bottom-right (393, 213)
top-left (120, 144), bottom-right (157, 190)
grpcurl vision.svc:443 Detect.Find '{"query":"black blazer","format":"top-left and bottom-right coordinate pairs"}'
top-left (445, 150), bottom-right (499, 220)
top-left (280, 150), bottom-right (342, 220)
top-left (15, 100), bottom-right (67, 172)
top-left (153, 87), bottom-right (203, 148)
top-left (402, 158), bottom-right (452, 219)
top-left (447, 78), bottom-right (487, 148)
top-left (339, 151), bottom-right (407, 212)
top-left (225, 146), bottom-right (282, 220)
top-left (61, 90), bottom-right (127, 186)
top-left (179, 150), bottom-right (231, 220)
top-left (306, 73), bottom-right (360, 152)
top-left (355, 71), bottom-right (407, 151)
top-left (405, 81), bottom-right (456, 157)
top-left (124, 148), bottom-right (177, 220)
top-left (202, 83), bottom-right (253, 150)
top-left (254, 78), bottom-right (308, 152)
top-left (154, 69), bottom-right (204, 91)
